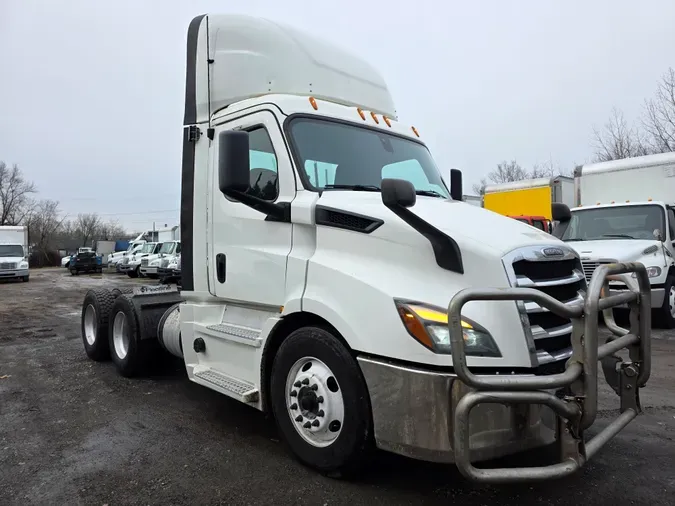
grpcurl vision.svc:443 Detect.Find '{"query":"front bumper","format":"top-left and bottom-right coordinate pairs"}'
top-left (118, 262), bottom-right (137, 273)
top-left (359, 262), bottom-right (651, 484)
top-left (358, 357), bottom-right (557, 463)
top-left (608, 282), bottom-right (664, 308)
top-left (0, 268), bottom-right (29, 279)
top-left (140, 266), bottom-right (158, 275)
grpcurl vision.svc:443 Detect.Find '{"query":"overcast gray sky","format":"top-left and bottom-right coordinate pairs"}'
top-left (1, 0), bottom-right (674, 232)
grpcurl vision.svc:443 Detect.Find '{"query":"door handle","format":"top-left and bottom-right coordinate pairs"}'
top-left (216, 253), bottom-right (226, 283)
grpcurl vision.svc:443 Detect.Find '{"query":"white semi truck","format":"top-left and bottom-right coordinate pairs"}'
top-left (0, 225), bottom-right (30, 282)
top-left (78, 14), bottom-right (651, 484)
top-left (556, 151), bottom-right (675, 327)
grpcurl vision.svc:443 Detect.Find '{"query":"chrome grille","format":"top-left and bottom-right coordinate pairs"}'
top-left (141, 258), bottom-right (149, 267)
top-left (0, 262), bottom-right (16, 270)
top-left (504, 246), bottom-right (587, 372)
top-left (581, 260), bottom-right (616, 284)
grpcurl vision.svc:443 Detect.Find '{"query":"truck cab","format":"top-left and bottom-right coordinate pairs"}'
top-left (78, 13), bottom-right (650, 484)
top-left (557, 152), bottom-right (675, 327)
top-left (509, 215), bottom-right (552, 233)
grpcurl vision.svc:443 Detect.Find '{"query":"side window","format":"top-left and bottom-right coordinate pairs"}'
top-left (532, 220), bottom-right (545, 231)
top-left (247, 127), bottom-right (278, 201)
top-left (175, 243), bottom-right (181, 254)
top-left (668, 208), bottom-right (675, 240)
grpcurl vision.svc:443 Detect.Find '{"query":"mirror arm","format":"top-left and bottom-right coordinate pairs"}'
top-left (223, 189), bottom-right (291, 222)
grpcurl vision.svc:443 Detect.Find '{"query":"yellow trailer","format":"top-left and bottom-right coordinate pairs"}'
top-left (483, 176), bottom-right (574, 220)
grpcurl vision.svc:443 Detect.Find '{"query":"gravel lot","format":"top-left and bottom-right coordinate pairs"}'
top-left (1, 267), bottom-right (674, 505)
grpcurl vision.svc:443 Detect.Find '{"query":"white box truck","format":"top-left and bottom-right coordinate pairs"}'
top-left (556, 152), bottom-right (675, 327)
top-left (77, 14), bottom-right (651, 484)
top-left (0, 225), bottom-right (30, 282)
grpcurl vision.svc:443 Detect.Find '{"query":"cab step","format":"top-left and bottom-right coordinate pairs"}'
top-left (193, 367), bottom-right (259, 403)
top-left (201, 322), bottom-right (263, 347)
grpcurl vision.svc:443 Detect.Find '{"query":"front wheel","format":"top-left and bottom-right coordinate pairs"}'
top-left (660, 275), bottom-right (675, 328)
top-left (270, 326), bottom-right (373, 477)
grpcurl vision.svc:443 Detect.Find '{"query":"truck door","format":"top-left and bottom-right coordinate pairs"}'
top-left (667, 207), bottom-right (675, 254)
top-left (209, 110), bottom-right (295, 306)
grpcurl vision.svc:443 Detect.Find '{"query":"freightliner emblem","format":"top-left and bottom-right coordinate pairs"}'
top-left (542, 247), bottom-right (564, 257)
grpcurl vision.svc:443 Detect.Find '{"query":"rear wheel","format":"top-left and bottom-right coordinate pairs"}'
top-left (108, 294), bottom-right (148, 377)
top-left (22, 276), bottom-right (29, 282)
top-left (270, 326), bottom-right (373, 477)
top-left (81, 289), bottom-right (114, 361)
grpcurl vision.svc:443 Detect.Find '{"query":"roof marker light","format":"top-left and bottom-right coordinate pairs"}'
top-left (370, 111), bottom-right (379, 124)
top-left (648, 197), bottom-right (653, 201)
top-left (411, 126), bottom-right (420, 137)
top-left (309, 96), bottom-right (318, 110)
top-left (356, 107), bottom-right (366, 120)
top-left (383, 115), bottom-right (392, 127)
top-left (596, 202), bottom-right (600, 205)
top-left (610, 200), bottom-right (615, 204)
top-left (626, 200), bottom-right (630, 203)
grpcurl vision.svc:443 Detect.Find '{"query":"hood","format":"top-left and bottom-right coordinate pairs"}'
top-left (0, 256), bottom-right (25, 264)
top-left (564, 239), bottom-right (661, 261)
top-left (316, 192), bottom-right (560, 256)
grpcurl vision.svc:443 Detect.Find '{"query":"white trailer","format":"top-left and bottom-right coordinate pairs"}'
top-left (78, 14), bottom-right (650, 484)
top-left (558, 151), bottom-right (675, 326)
top-left (0, 225), bottom-right (30, 282)
top-left (157, 226), bottom-right (180, 243)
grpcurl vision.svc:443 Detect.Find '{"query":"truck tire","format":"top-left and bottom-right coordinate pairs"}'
top-left (270, 326), bottom-right (373, 477)
top-left (661, 274), bottom-right (675, 329)
top-left (70, 268), bottom-right (77, 276)
top-left (128, 267), bottom-right (139, 279)
top-left (22, 276), bottom-right (29, 282)
top-left (108, 294), bottom-right (148, 377)
top-left (81, 289), bottom-right (114, 361)
top-left (111, 287), bottom-right (134, 299)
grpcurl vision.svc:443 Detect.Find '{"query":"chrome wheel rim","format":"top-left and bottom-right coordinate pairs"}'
top-left (285, 357), bottom-right (344, 448)
top-left (83, 304), bottom-right (97, 345)
top-left (112, 311), bottom-right (130, 359)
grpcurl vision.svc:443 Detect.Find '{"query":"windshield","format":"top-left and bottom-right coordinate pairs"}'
top-left (287, 117), bottom-right (450, 198)
top-left (560, 205), bottom-right (665, 241)
top-left (0, 245), bottom-right (24, 257)
top-left (140, 243), bottom-right (155, 253)
top-left (159, 242), bottom-right (175, 254)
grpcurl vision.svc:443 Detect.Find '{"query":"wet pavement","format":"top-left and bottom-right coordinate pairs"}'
top-left (1, 268), bottom-right (674, 505)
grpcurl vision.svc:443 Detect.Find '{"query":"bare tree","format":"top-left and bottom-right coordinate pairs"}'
top-left (592, 107), bottom-right (650, 162)
top-left (27, 200), bottom-right (66, 264)
top-left (643, 67), bottom-right (675, 154)
top-left (75, 213), bottom-right (102, 247)
top-left (0, 162), bottom-right (37, 225)
top-left (96, 219), bottom-right (126, 240)
top-left (472, 160), bottom-right (528, 195)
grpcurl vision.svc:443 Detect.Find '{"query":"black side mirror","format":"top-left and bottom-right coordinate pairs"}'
top-left (449, 168), bottom-right (463, 201)
top-left (218, 130), bottom-right (250, 194)
top-left (381, 178), bottom-right (416, 208)
top-left (552, 203), bottom-right (571, 223)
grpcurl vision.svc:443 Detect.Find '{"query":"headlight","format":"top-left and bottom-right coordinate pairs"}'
top-left (19, 261), bottom-right (29, 268)
top-left (632, 266), bottom-right (662, 278)
top-left (394, 300), bottom-right (501, 357)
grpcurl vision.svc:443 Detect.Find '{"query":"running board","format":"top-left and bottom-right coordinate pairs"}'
top-left (193, 368), bottom-right (259, 403)
top-left (198, 322), bottom-right (263, 347)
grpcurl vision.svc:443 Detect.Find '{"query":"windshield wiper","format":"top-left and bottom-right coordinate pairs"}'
top-left (415, 189), bottom-right (446, 198)
top-left (600, 233), bottom-right (635, 239)
top-left (323, 184), bottom-right (381, 192)
top-left (562, 238), bottom-right (585, 241)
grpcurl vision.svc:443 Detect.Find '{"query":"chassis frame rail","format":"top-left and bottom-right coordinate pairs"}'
top-left (448, 262), bottom-right (651, 484)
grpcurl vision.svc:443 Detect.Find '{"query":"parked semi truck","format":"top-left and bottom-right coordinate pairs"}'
top-left (555, 151), bottom-right (675, 327)
top-left (0, 225), bottom-right (29, 282)
top-left (483, 176), bottom-right (574, 226)
top-left (78, 14), bottom-right (651, 484)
